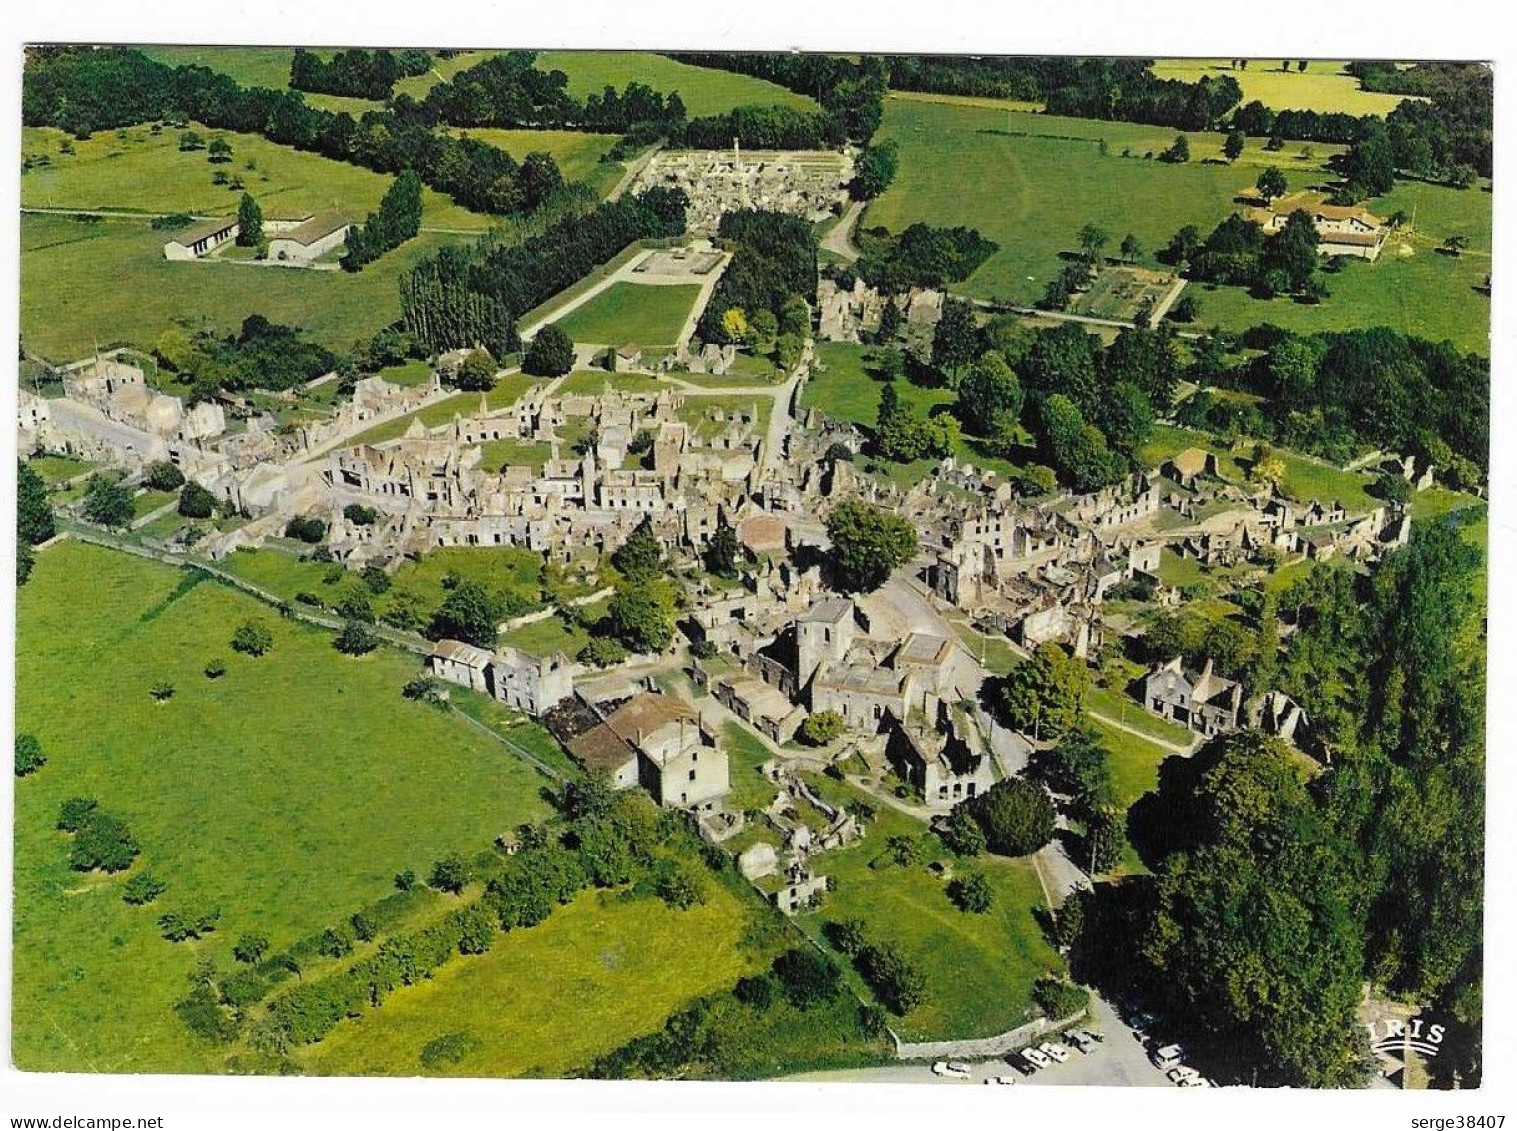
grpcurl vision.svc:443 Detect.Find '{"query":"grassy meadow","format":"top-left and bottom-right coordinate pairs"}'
top-left (20, 213), bottom-right (470, 360)
top-left (445, 127), bottom-right (624, 196)
top-left (538, 51), bottom-right (818, 117)
top-left (865, 96), bottom-right (1491, 354)
top-left (792, 776), bottom-right (1064, 1042)
top-left (13, 540), bottom-right (552, 1072)
top-left (302, 883), bottom-right (764, 1077)
top-left (552, 282), bottom-right (703, 349)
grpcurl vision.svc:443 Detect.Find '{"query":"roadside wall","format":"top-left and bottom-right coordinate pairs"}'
top-left (891, 1009), bottom-right (1086, 1061)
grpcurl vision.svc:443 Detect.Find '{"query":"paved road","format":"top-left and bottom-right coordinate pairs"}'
top-left (786, 995), bottom-right (1174, 1088)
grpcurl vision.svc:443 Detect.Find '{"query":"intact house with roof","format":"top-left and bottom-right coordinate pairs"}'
top-left (162, 216), bottom-right (238, 260)
top-left (1240, 191), bottom-right (1390, 261)
top-left (267, 212), bottom-right (350, 263)
top-left (1143, 656), bottom-right (1243, 737)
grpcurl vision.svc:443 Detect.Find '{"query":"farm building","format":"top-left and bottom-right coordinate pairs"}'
top-left (1241, 192), bottom-right (1389, 261)
top-left (162, 216), bottom-right (238, 260)
top-left (267, 212), bottom-right (350, 263)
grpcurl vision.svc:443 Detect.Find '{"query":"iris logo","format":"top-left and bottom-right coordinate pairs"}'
top-left (1366, 1016), bottom-right (1446, 1059)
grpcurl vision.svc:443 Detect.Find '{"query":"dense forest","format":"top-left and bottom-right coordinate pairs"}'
top-left (399, 186), bottom-right (688, 355)
top-left (698, 210), bottom-right (819, 344)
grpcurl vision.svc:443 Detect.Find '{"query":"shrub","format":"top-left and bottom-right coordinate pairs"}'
top-left (351, 912), bottom-right (377, 942)
top-left (799, 710), bottom-right (846, 746)
top-left (688, 639), bottom-right (717, 660)
top-left (937, 804), bottom-right (986, 857)
top-left (57, 797), bottom-right (98, 832)
top-left (771, 948), bottom-right (843, 1010)
top-left (159, 907), bottom-right (221, 942)
top-left (402, 675), bottom-right (448, 708)
top-left (143, 460), bottom-right (186, 491)
top-left (122, 872), bottom-right (167, 905)
top-left (654, 860), bottom-right (705, 910)
top-left (578, 636), bottom-right (628, 668)
top-left (948, 871), bottom-right (994, 914)
top-left (69, 813), bottom-right (139, 873)
top-left (15, 733), bottom-right (45, 777)
top-left (284, 515), bottom-right (327, 544)
top-left (219, 969), bottom-right (269, 1008)
top-left (230, 619), bottom-right (274, 657)
top-left (203, 657), bottom-right (227, 679)
top-left (174, 983), bottom-right (238, 1043)
top-left (856, 941), bottom-right (926, 1015)
top-left (318, 927), bottom-right (353, 959)
top-left (394, 869), bottom-right (419, 891)
top-left (334, 619), bottom-right (380, 655)
top-left (824, 917), bottom-right (869, 957)
top-left (150, 681), bottom-right (175, 702)
top-left (419, 1031), bottom-right (479, 1069)
top-left (429, 854), bottom-right (474, 894)
top-left (233, 934), bottom-right (270, 964)
top-left (966, 778), bottom-right (1057, 857)
top-left (361, 564), bottom-right (392, 593)
top-left (178, 481), bottom-right (216, 519)
top-left (1032, 975), bottom-right (1090, 1020)
top-left (734, 974), bottom-right (776, 1010)
top-left (343, 503), bottom-right (379, 526)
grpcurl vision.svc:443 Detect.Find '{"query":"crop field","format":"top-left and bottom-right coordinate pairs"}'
top-left (20, 214), bottom-right (470, 361)
top-left (552, 282), bottom-right (702, 350)
top-left (302, 883), bottom-right (763, 1077)
top-left (1150, 59), bottom-right (1415, 116)
top-left (21, 124), bottom-right (491, 232)
top-left (537, 51), bottom-right (818, 117)
top-left (793, 775), bottom-right (1063, 1042)
top-left (13, 540), bottom-right (552, 1072)
top-left (865, 97), bottom-right (1348, 309)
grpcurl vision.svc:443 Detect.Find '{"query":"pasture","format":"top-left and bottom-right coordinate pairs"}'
top-left (445, 127), bottom-right (624, 196)
top-left (552, 282), bottom-right (703, 350)
top-left (20, 214), bottom-right (469, 361)
top-left (864, 96), bottom-right (1346, 310)
top-left (302, 883), bottom-right (763, 1078)
top-left (537, 51), bottom-right (818, 117)
top-left (21, 123), bottom-right (491, 232)
top-left (13, 541), bottom-right (552, 1072)
top-left (792, 776), bottom-right (1064, 1042)
top-left (1150, 59), bottom-right (1414, 116)
top-left (138, 45), bottom-right (301, 90)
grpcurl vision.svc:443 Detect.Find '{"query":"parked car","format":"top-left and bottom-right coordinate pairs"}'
top-left (984, 1075), bottom-right (1018, 1086)
top-left (1022, 1048), bottom-right (1051, 1070)
top-left (1067, 1030), bottom-right (1098, 1053)
top-left (932, 1061), bottom-right (972, 1080)
top-left (1039, 1041), bottom-right (1071, 1063)
top-left (1153, 1043), bottom-right (1186, 1069)
top-left (1178, 1076), bottom-right (1212, 1088)
top-left (1166, 1065), bottom-right (1201, 1086)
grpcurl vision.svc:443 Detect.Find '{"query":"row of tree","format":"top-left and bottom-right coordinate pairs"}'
top-left (340, 170), bottom-right (424, 272)
top-left (398, 186), bottom-right (687, 356)
top-left (288, 48), bottom-right (432, 101)
top-left (22, 48), bottom-right (569, 219)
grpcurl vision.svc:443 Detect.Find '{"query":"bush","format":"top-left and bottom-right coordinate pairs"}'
top-left (401, 675), bottom-right (448, 708)
top-left (159, 907), bottom-right (221, 942)
top-left (178, 481), bottom-right (216, 519)
top-left (361, 564), bottom-right (392, 593)
top-left (334, 619), bottom-right (380, 655)
top-left (203, 657), bottom-right (227, 679)
top-left (771, 948), bottom-right (843, 1010)
top-left (799, 710), bottom-right (846, 746)
top-left (734, 974), bottom-right (776, 1010)
top-left (430, 854), bottom-right (474, 894)
top-left (174, 983), bottom-right (238, 1043)
top-left (318, 927), bottom-right (353, 959)
top-left (654, 860), bottom-right (705, 910)
top-left (578, 636), bottom-right (628, 668)
top-left (230, 619), bottom-right (274, 657)
top-left (57, 796), bottom-right (98, 832)
top-left (122, 872), bottom-right (167, 905)
top-left (150, 681), bottom-right (175, 702)
top-left (284, 515), bottom-right (327, 544)
top-left (233, 934), bottom-right (270, 964)
top-left (219, 969), bottom-right (269, 1009)
top-left (1032, 975), bottom-right (1090, 1020)
top-left (856, 941), bottom-right (926, 1015)
top-left (419, 1031), bottom-right (479, 1069)
top-left (143, 460), bottom-right (186, 491)
top-left (824, 917), bottom-right (869, 957)
top-left (937, 804), bottom-right (986, 857)
top-left (688, 638), bottom-right (717, 660)
top-left (948, 871), bottom-right (994, 913)
top-left (394, 869), bottom-right (419, 891)
top-left (351, 912), bottom-right (378, 942)
top-left (966, 778), bottom-right (1057, 857)
top-left (343, 503), bottom-right (379, 526)
top-left (15, 733), bottom-right (46, 777)
top-left (69, 812), bottom-right (139, 872)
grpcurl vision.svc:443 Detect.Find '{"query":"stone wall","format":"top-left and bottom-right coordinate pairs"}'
top-left (890, 1009), bottom-right (1086, 1062)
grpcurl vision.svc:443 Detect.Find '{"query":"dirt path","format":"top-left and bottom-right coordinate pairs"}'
top-left (820, 200), bottom-right (864, 262)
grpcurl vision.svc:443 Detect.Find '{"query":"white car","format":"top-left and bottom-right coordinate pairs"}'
top-left (1178, 1076), bottom-right (1212, 1088)
top-left (1066, 1030), bottom-right (1098, 1053)
top-left (984, 1075), bottom-right (1018, 1086)
top-left (1153, 1043), bottom-right (1186, 1068)
top-left (1166, 1065), bottom-right (1201, 1086)
top-left (1022, 1048), bottom-right (1051, 1070)
top-left (932, 1061), bottom-right (972, 1080)
top-left (1039, 1041), bottom-right (1071, 1063)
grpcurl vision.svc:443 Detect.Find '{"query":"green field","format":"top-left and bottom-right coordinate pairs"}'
top-left (1085, 686), bottom-right (1194, 748)
top-left (302, 883), bottom-right (762, 1077)
top-left (793, 776), bottom-right (1063, 1041)
top-left (138, 45), bottom-right (302, 90)
top-left (538, 51), bottom-right (818, 117)
top-left (22, 123), bottom-right (491, 231)
top-left (555, 370), bottom-right (667, 397)
top-left (723, 721), bottom-right (779, 815)
top-left (552, 282), bottom-right (702, 349)
top-left (1150, 59), bottom-right (1414, 116)
top-left (14, 541), bottom-right (552, 1072)
top-left (20, 214), bottom-right (469, 361)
